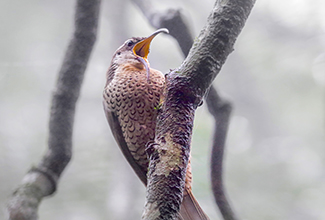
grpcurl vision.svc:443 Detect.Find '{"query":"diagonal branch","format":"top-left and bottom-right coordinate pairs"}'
top-left (132, 1), bottom-right (237, 219)
top-left (141, 0), bottom-right (256, 219)
top-left (6, 1), bottom-right (101, 219)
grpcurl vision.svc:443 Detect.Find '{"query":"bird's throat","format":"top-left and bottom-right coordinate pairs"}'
top-left (136, 56), bottom-right (150, 82)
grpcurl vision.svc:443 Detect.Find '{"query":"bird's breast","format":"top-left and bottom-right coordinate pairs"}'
top-left (103, 63), bottom-right (165, 169)
top-left (105, 64), bottom-right (164, 110)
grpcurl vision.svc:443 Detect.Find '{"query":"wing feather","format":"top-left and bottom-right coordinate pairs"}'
top-left (103, 105), bottom-right (147, 185)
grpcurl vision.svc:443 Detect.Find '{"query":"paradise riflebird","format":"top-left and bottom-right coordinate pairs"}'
top-left (103, 28), bottom-right (209, 220)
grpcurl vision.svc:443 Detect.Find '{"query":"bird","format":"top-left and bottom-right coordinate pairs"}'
top-left (103, 28), bottom-right (209, 220)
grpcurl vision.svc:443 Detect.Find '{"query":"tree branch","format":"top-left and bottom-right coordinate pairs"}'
top-left (141, 0), bottom-right (256, 219)
top-left (132, 2), bottom-right (237, 219)
top-left (6, 1), bottom-right (101, 219)
top-left (206, 87), bottom-right (236, 220)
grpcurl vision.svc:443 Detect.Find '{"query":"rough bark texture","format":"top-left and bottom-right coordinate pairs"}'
top-left (132, 4), bottom-right (236, 219)
top-left (142, 0), bottom-right (256, 219)
top-left (6, 1), bottom-right (101, 219)
top-left (143, 80), bottom-right (196, 219)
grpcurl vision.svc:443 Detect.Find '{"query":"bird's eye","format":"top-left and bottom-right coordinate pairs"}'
top-left (117, 52), bottom-right (121, 55)
top-left (126, 40), bottom-right (134, 47)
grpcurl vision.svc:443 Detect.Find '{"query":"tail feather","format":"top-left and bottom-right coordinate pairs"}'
top-left (178, 189), bottom-right (210, 220)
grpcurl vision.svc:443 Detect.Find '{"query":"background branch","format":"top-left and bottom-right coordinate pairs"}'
top-left (6, 0), bottom-right (100, 219)
top-left (138, 0), bottom-right (255, 219)
top-left (132, 0), bottom-right (193, 56)
top-left (206, 87), bottom-right (236, 220)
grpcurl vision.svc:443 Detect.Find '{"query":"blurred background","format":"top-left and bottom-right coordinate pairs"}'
top-left (1, 0), bottom-right (324, 219)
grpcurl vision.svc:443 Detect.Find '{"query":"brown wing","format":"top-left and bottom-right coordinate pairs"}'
top-left (103, 105), bottom-right (147, 185)
top-left (104, 104), bottom-right (209, 220)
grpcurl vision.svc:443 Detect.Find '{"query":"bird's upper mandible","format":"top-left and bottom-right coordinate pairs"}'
top-left (110, 28), bottom-right (169, 81)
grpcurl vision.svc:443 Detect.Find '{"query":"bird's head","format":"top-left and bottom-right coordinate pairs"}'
top-left (111, 28), bottom-right (169, 80)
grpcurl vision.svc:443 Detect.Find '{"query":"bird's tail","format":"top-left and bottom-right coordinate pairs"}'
top-left (178, 188), bottom-right (210, 220)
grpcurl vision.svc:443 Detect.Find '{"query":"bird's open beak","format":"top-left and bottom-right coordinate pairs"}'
top-left (133, 28), bottom-right (169, 59)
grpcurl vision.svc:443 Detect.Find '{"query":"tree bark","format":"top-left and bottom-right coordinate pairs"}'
top-left (6, 1), bottom-right (101, 219)
top-left (131, 3), bottom-right (237, 219)
top-left (142, 0), bottom-right (256, 219)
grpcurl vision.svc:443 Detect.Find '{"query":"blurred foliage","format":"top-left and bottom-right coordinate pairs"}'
top-left (1, 0), bottom-right (324, 220)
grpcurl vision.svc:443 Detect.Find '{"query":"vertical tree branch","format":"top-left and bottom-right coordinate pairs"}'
top-left (6, 1), bottom-right (101, 219)
top-left (142, 0), bottom-right (256, 219)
